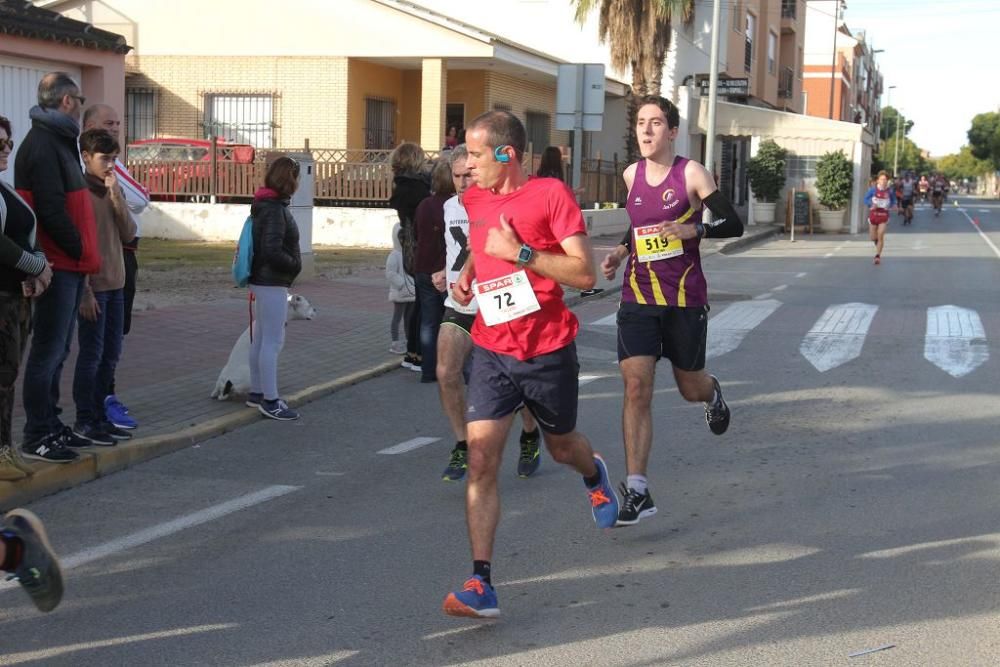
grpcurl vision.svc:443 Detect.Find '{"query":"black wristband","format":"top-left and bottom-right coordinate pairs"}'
top-left (620, 226), bottom-right (632, 250)
top-left (695, 222), bottom-right (706, 239)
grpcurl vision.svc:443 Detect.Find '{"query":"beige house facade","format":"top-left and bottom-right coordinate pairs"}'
top-left (39, 0), bottom-right (627, 156)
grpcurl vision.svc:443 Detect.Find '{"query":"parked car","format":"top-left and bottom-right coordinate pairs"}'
top-left (126, 138), bottom-right (257, 202)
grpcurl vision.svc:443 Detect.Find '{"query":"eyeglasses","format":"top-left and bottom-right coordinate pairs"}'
top-left (69, 94), bottom-right (86, 106)
top-left (0, 139), bottom-right (12, 151)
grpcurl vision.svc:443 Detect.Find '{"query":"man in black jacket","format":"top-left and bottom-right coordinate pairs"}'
top-left (16, 72), bottom-right (101, 463)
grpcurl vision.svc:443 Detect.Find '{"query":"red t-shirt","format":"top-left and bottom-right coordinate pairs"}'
top-left (463, 177), bottom-right (586, 360)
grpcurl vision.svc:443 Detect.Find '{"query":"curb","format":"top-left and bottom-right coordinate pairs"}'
top-left (0, 359), bottom-right (401, 510)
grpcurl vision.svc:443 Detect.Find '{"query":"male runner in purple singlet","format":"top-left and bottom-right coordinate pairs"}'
top-left (601, 96), bottom-right (744, 526)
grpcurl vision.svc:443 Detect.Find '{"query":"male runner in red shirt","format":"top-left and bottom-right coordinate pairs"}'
top-left (441, 111), bottom-right (619, 618)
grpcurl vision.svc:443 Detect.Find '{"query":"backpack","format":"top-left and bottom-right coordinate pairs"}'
top-left (232, 215), bottom-right (254, 287)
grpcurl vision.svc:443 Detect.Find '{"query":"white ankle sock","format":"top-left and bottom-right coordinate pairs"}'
top-left (626, 474), bottom-right (647, 494)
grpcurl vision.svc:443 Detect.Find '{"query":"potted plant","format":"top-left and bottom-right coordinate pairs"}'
top-left (746, 139), bottom-right (787, 224)
top-left (815, 149), bottom-right (854, 232)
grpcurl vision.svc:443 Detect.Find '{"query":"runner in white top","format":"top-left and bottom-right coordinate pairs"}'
top-left (435, 145), bottom-right (539, 482)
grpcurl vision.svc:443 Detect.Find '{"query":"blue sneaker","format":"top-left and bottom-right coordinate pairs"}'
top-left (587, 454), bottom-right (619, 529)
top-left (442, 575), bottom-right (499, 618)
top-left (104, 395), bottom-right (137, 430)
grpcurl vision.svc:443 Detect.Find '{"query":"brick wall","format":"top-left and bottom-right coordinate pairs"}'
top-left (126, 55), bottom-right (349, 148)
top-left (484, 72), bottom-right (569, 152)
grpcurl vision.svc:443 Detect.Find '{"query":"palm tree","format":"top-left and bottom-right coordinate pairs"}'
top-left (573, 0), bottom-right (695, 162)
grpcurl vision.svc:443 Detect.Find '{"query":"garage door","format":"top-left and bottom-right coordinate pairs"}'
top-left (0, 56), bottom-right (82, 184)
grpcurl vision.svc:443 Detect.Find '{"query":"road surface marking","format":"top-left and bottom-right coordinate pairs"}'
top-left (754, 292), bottom-right (774, 300)
top-left (958, 207), bottom-right (1000, 259)
top-left (773, 284), bottom-right (788, 292)
top-left (800, 303), bottom-right (878, 372)
top-left (823, 253), bottom-right (834, 258)
top-left (378, 437), bottom-right (441, 455)
top-left (796, 272), bottom-right (807, 278)
top-left (979, 209), bottom-right (990, 214)
top-left (707, 300), bottom-right (782, 360)
top-left (924, 305), bottom-right (989, 378)
top-left (589, 312), bottom-right (617, 326)
top-left (579, 375), bottom-right (603, 386)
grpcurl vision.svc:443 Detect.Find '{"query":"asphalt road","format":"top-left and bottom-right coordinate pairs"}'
top-left (2, 197), bottom-right (999, 666)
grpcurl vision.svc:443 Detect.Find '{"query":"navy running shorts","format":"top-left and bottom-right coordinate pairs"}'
top-left (466, 342), bottom-right (579, 434)
top-left (441, 307), bottom-right (476, 335)
top-left (616, 301), bottom-right (709, 371)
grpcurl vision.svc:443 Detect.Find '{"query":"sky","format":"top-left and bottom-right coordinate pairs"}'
top-left (840, 0), bottom-right (1000, 157)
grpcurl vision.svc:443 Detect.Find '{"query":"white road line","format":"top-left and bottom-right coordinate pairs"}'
top-left (924, 305), bottom-right (989, 378)
top-left (579, 375), bottom-right (603, 386)
top-left (824, 253), bottom-right (834, 258)
top-left (957, 208), bottom-right (1000, 260)
top-left (707, 300), bottom-right (781, 360)
top-left (0, 485), bottom-right (301, 594)
top-left (773, 284), bottom-right (788, 292)
top-left (979, 209), bottom-right (990, 214)
top-left (800, 303), bottom-right (878, 372)
top-left (378, 437), bottom-right (441, 455)
top-left (796, 272), bottom-right (807, 278)
top-left (754, 292), bottom-right (774, 300)
top-left (589, 312), bottom-right (618, 327)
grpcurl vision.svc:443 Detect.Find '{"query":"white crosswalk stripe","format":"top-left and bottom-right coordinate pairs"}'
top-left (924, 305), bottom-right (989, 377)
top-left (799, 303), bottom-right (878, 372)
top-left (707, 300), bottom-right (782, 360)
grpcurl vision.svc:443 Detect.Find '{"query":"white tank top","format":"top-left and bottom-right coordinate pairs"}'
top-left (443, 195), bottom-right (478, 314)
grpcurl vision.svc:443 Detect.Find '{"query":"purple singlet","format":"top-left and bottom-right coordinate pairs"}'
top-left (622, 157), bottom-right (707, 307)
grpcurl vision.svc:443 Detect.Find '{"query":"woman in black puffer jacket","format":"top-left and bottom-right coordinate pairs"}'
top-left (248, 157), bottom-right (302, 421)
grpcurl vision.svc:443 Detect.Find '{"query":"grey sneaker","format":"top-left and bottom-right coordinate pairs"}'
top-left (2, 509), bottom-right (64, 612)
top-left (245, 392), bottom-right (263, 408)
top-left (259, 399), bottom-right (299, 421)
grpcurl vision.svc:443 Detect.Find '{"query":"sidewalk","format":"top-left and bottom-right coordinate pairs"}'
top-left (0, 223), bottom-right (780, 508)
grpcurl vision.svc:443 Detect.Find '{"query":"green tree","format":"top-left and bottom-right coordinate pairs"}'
top-left (967, 112), bottom-right (1000, 170)
top-left (878, 135), bottom-right (931, 175)
top-left (880, 106), bottom-right (913, 142)
top-left (573, 0), bottom-right (695, 162)
top-left (937, 146), bottom-right (993, 181)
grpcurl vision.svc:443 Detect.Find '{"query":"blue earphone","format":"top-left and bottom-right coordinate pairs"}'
top-left (494, 145), bottom-right (511, 163)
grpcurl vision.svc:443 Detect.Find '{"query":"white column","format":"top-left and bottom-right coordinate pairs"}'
top-left (850, 139), bottom-right (864, 234)
top-left (746, 135), bottom-right (761, 227)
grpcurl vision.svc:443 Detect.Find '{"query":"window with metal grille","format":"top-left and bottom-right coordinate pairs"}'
top-left (745, 12), bottom-right (756, 72)
top-left (125, 89), bottom-right (156, 144)
top-left (781, 0), bottom-right (796, 19)
top-left (786, 155), bottom-right (819, 181)
top-left (203, 94), bottom-right (274, 147)
top-left (364, 97), bottom-right (396, 149)
top-left (493, 103), bottom-right (512, 112)
top-left (525, 112), bottom-right (550, 154)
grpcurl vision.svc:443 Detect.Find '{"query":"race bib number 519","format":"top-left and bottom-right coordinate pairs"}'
top-left (635, 224), bottom-right (683, 262)
top-left (476, 270), bottom-right (541, 326)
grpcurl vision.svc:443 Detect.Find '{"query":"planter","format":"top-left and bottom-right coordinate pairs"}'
top-left (818, 208), bottom-right (845, 233)
top-left (752, 202), bottom-right (777, 224)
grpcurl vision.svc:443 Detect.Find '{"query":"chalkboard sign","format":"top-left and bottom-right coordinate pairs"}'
top-left (786, 189), bottom-right (813, 234)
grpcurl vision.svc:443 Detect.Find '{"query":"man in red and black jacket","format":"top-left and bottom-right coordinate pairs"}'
top-left (15, 72), bottom-right (101, 463)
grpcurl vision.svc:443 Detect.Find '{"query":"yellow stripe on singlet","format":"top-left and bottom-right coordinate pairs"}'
top-left (629, 263), bottom-right (647, 304)
top-left (677, 264), bottom-right (694, 307)
top-left (648, 264), bottom-right (668, 305)
top-left (675, 206), bottom-right (697, 224)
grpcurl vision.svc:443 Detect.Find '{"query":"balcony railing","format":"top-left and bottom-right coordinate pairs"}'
top-left (778, 67), bottom-right (795, 99)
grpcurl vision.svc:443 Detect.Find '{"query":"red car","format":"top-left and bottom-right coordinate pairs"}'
top-left (126, 138), bottom-right (257, 201)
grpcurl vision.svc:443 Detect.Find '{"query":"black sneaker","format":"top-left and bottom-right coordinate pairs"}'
top-left (704, 375), bottom-right (730, 436)
top-left (20, 433), bottom-right (78, 464)
top-left (102, 423), bottom-right (133, 441)
top-left (616, 483), bottom-right (657, 526)
top-left (517, 429), bottom-right (541, 478)
top-left (1, 509), bottom-right (64, 612)
top-left (60, 425), bottom-right (96, 448)
top-left (259, 399), bottom-right (300, 421)
top-left (245, 392), bottom-right (263, 408)
top-left (71, 423), bottom-right (115, 447)
top-left (442, 445), bottom-right (468, 482)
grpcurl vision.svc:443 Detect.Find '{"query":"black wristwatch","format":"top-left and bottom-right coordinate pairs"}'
top-left (695, 222), bottom-right (707, 239)
top-left (516, 243), bottom-right (534, 266)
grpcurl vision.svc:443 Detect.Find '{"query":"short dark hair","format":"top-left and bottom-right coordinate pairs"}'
top-left (636, 95), bottom-right (680, 129)
top-left (536, 146), bottom-right (564, 181)
top-left (265, 156), bottom-right (300, 197)
top-left (468, 110), bottom-right (527, 161)
top-left (0, 115), bottom-right (11, 138)
top-left (38, 72), bottom-right (79, 109)
top-left (79, 129), bottom-right (119, 155)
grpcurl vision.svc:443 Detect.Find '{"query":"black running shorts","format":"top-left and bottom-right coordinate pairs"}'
top-left (441, 307), bottom-right (476, 335)
top-left (616, 301), bottom-right (709, 371)
top-left (466, 343), bottom-right (579, 434)
top-left (901, 197), bottom-right (913, 208)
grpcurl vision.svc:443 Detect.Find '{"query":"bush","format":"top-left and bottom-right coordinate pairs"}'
top-left (746, 140), bottom-right (787, 203)
top-left (815, 150), bottom-right (854, 210)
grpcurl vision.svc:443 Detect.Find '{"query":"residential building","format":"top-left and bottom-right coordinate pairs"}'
top-left (0, 0), bottom-right (130, 183)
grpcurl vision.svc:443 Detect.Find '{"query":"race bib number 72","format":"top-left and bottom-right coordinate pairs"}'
top-left (476, 270), bottom-right (541, 326)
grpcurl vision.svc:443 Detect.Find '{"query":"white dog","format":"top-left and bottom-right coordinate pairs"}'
top-left (210, 294), bottom-right (317, 400)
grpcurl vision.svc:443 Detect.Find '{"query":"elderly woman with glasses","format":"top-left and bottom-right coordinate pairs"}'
top-left (246, 156), bottom-right (302, 421)
top-left (0, 116), bottom-right (52, 479)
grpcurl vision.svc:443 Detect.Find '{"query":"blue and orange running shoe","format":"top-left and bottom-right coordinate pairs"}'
top-left (442, 575), bottom-right (499, 618)
top-left (587, 454), bottom-right (619, 528)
